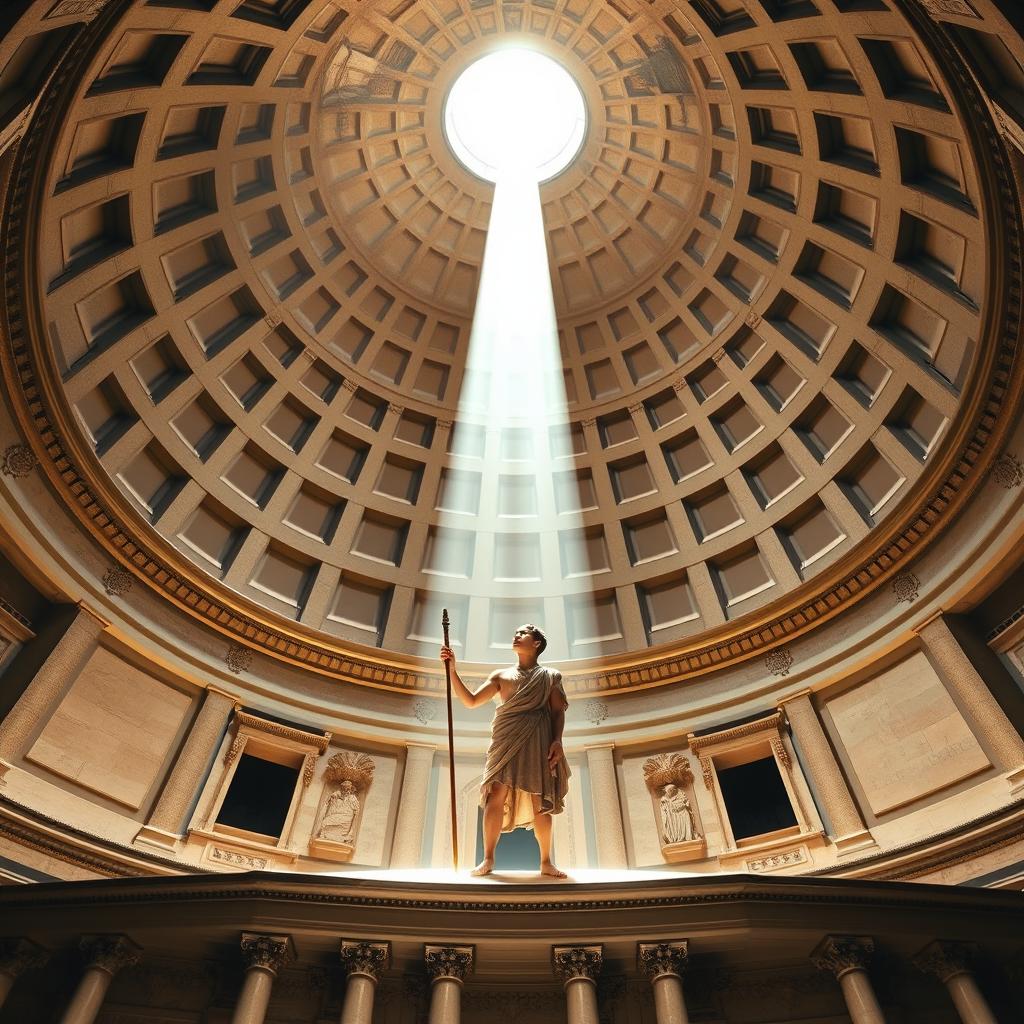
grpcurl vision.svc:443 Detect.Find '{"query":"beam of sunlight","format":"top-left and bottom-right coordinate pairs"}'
top-left (423, 50), bottom-right (602, 665)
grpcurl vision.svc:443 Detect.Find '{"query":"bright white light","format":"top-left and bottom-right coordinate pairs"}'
top-left (444, 49), bottom-right (586, 183)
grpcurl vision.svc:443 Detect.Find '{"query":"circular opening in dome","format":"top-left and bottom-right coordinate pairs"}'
top-left (444, 49), bottom-right (587, 184)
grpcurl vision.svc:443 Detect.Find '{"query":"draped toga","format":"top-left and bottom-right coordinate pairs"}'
top-left (480, 665), bottom-right (571, 833)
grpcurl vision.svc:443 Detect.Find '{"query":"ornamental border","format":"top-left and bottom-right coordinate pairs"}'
top-left (0, 1), bottom-right (1022, 694)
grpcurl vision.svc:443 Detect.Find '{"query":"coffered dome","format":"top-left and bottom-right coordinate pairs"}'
top-left (5, 0), bottom-right (1020, 679)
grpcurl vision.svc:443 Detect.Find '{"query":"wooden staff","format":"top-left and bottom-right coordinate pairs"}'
top-left (442, 608), bottom-right (459, 871)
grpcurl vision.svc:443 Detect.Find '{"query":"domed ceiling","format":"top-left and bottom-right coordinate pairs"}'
top-left (6, 0), bottom-right (1019, 677)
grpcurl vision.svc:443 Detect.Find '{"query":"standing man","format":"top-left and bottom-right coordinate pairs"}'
top-left (440, 624), bottom-right (570, 877)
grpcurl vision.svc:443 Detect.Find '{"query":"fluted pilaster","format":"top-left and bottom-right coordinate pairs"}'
top-left (390, 743), bottom-right (436, 867)
top-left (584, 745), bottom-right (627, 868)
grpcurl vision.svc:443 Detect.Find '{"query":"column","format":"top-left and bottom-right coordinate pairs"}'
top-left (424, 946), bottom-right (474, 1024)
top-left (0, 604), bottom-right (106, 778)
top-left (584, 745), bottom-right (628, 868)
top-left (781, 691), bottom-right (876, 855)
top-left (59, 935), bottom-right (140, 1024)
top-left (390, 743), bottom-right (436, 867)
top-left (553, 945), bottom-right (603, 1024)
top-left (135, 688), bottom-right (237, 848)
top-left (917, 615), bottom-right (1024, 788)
top-left (914, 941), bottom-right (997, 1024)
top-left (810, 935), bottom-right (885, 1024)
top-left (0, 938), bottom-right (49, 1009)
top-left (232, 933), bottom-right (294, 1024)
top-left (339, 940), bottom-right (390, 1024)
top-left (637, 941), bottom-right (690, 1024)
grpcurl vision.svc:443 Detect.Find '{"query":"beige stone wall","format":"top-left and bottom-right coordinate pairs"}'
top-left (25, 646), bottom-right (193, 811)
top-left (824, 651), bottom-right (991, 817)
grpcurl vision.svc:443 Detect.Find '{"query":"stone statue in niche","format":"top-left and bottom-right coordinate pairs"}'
top-left (643, 753), bottom-right (705, 863)
top-left (317, 780), bottom-right (360, 843)
top-left (309, 751), bottom-right (375, 862)
top-left (659, 783), bottom-right (697, 844)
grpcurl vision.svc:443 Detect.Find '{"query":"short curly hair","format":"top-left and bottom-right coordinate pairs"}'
top-left (517, 623), bottom-right (548, 656)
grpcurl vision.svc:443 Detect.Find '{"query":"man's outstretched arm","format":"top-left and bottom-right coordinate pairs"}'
top-left (440, 647), bottom-right (499, 709)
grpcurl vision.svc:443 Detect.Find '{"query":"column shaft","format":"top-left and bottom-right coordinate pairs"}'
top-left (428, 977), bottom-right (462, 1024)
top-left (652, 973), bottom-right (690, 1024)
top-left (0, 606), bottom-right (104, 762)
top-left (946, 974), bottom-right (997, 1024)
top-left (232, 968), bottom-right (275, 1024)
top-left (390, 743), bottom-right (436, 867)
top-left (58, 967), bottom-right (112, 1024)
top-left (917, 616), bottom-right (1024, 772)
top-left (838, 970), bottom-right (886, 1024)
top-left (140, 689), bottom-right (235, 840)
top-left (340, 973), bottom-right (376, 1024)
top-left (565, 978), bottom-right (600, 1024)
top-left (585, 744), bottom-right (627, 868)
top-left (782, 692), bottom-right (870, 848)
top-left (0, 973), bottom-right (14, 1009)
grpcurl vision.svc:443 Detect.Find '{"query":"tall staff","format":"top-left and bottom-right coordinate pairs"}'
top-left (441, 609), bottom-right (459, 871)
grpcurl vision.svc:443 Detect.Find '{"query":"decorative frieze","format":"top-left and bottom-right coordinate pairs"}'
top-left (746, 846), bottom-right (807, 872)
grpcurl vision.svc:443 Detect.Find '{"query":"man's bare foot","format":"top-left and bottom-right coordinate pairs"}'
top-left (540, 861), bottom-right (567, 878)
top-left (470, 857), bottom-right (494, 877)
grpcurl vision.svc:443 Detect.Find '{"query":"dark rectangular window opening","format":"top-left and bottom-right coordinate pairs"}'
top-left (216, 752), bottom-right (298, 839)
top-left (716, 755), bottom-right (798, 841)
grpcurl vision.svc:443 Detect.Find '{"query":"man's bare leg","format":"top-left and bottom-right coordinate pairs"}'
top-left (471, 783), bottom-right (508, 876)
top-left (533, 811), bottom-right (567, 878)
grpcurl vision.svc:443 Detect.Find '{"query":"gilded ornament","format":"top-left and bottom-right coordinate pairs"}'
top-left (225, 643), bottom-right (253, 674)
top-left (1, 444), bottom-right (37, 478)
top-left (891, 571), bottom-right (919, 604)
top-left (765, 648), bottom-right (794, 677)
top-left (991, 453), bottom-right (1023, 489)
top-left (102, 566), bottom-right (133, 598)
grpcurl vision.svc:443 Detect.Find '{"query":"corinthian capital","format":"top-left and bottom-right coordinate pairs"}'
top-left (424, 945), bottom-right (474, 982)
top-left (341, 939), bottom-right (391, 980)
top-left (79, 934), bottom-right (141, 976)
top-left (637, 940), bottom-right (688, 979)
top-left (240, 933), bottom-right (295, 975)
top-left (810, 935), bottom-right (874, 978)
top-left (552, 944), bottom-right (603, 984)
top-left (913, 940), bottom-right (975, 983)
top-left (0, 938), bottom-right (49, 978)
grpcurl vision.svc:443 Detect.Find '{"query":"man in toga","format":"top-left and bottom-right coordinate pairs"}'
top-left (440, 624), bottom-right (570, 877)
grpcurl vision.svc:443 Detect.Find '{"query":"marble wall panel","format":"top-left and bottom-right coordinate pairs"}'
top-left (26, 646), bottom-right (192, 809)
top-left (826, 650), bottom-right (990, 815)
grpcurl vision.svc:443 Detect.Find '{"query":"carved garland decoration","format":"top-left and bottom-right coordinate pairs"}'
top-left (0, 0), bottom-right (1021, 694)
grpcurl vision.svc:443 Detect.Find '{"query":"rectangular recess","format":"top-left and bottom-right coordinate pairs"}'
top-left (187, 286), bottom-right (262, 357)
top-left (117, 440), bottom-right (186, 521)
top-left (187, 38), bottom-right (272, 86)
top-left (53, 194), bottom-right (133, 289)
top-left (326, 575), bottom-right (392, 646)
top-left (765, 290), bottom-right (837, 360)
top-left (221, 352), bottom-right (272, 410)
top-left (172, 392), bottom-right (232, 461)
top-left (794, 395), bottom-right (852, 462)
top-left (74, 376), bottom-right (137, 455)
top-left (88, 32), bottom-right (188, 95)
top-left (177, 499), bottom-right (247, 575)
top-left (663, 428), bottom-right (712, 483)
top-left (812, 181), bottom-right (876, 248)
top-left (222, 444), bottom-right (283, 509)
top-left (351, 509), bottom-right (409, 565)
top-left (375, 454), bottom-right (425, 504)
top-left (57, 112), bottom-right (146, 193)
top-left (742, 442), bottom-right (804, 508)
top-left (161, 232), bottom-right (236, 301)
top-left (422, 526), bottom-right (475, 578)
top-left (315, 428), bottom-right (368, 483)
top-left (153, 169), bottom-right (217, 235)
top-left (157, 105), bottom-right (226, 159)
top-left (622, 509), bottom-right (678, 566)
top-left (637, 572), bottom-right (700, 642)
top-left (131, 334), bottom-right (189, 403)
top-left (814, 112), bottom-right (879, 174)
top-left (74, 271), bottom-right (154, 368)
